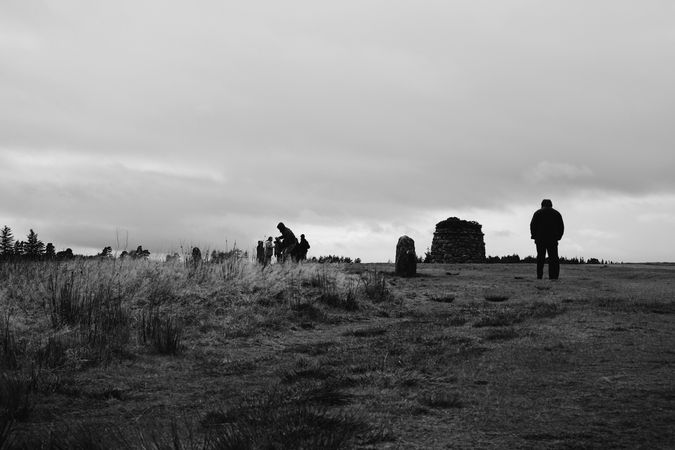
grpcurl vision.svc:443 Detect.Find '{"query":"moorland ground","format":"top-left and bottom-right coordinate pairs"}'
top-left (1, 259), bottom-right (674, 449)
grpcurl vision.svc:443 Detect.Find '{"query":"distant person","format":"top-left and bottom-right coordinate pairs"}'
top-left (192, 247), bottom-right (202, 266)
top-left (263, 236), bottom-right (274, 267)
top-left (276, 222), bottom-right (298, 262)
top-left (256, 240), bottom-right (265, 264)
top-left (273, 237), bottom-right (281, 261)
top-left (297, 234), bottom-right (310, 261)
top-left (530, 199), bottom-right (565, 280)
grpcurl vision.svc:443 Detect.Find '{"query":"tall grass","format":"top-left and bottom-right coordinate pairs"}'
top-left (0, 257), bottom-right (396, 447)
top-left (139, 307), bottom-right (183, 355)
top-left (0, 315), bottom-right (19, 370)
top-left (360, 270), bottom-right (392, 302)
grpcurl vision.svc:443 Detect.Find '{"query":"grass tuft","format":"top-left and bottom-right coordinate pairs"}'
top-left (139, 308), bottom-right (183, 355)
top-left (0, 316), bottom-right (20, 370)
top-left (360, 270), bottom-right (392, 302)
top-left (0, 372), bottom-right (34, 423)
top-left (202, 386), bottom-right (372, 449)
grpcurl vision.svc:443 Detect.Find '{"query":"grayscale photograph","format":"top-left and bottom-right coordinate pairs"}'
top-left (1, 1), bottom-right (674, 448)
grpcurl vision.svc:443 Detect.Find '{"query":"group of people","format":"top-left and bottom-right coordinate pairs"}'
top-left (256, 222), bottom-right (310, 266)
top-left (252, 203), bottom-right (563, 279)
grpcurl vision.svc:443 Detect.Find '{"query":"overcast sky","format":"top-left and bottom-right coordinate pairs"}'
top-left (1, 1), bottom-right (674, 262)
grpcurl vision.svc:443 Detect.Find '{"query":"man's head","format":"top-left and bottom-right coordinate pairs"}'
top-left (301, 234), bottom-right (305, 239)
top-left (541, 199), bottom-right (553, 208)
top-left (277, 222), bottom-right (285, 231)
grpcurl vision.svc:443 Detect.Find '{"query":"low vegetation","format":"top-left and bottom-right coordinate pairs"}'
top-left (0, 259), bottom-right (673, 448)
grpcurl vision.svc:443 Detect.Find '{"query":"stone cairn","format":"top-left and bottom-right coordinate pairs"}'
top-left (430, 217), bottom-right (486, 263)
top-left (395, 235), bottom-right (417, 277)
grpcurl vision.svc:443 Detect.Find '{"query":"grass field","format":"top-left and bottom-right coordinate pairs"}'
top-left (1, 259), bottom-right (674, 449)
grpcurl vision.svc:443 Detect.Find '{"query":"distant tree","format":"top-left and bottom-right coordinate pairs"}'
top-left (166, 252), bottom-right (180, 263)
top-left (45, 243), bottom-right (56, 259)
top-left (24, 229), bottom-right (45, 259)
top-left (98, 246), bottom-right (113, 258)
top-left (120, 250), bottom-right (129, 259)
top-left (1, 225), bottom-right (14, 258)
top-left (423, 248), bottom-right (432, 263)
top-left (13, 240), bottom-right (25, 258)
top-left (130, 245), bottom-right (150, 259)
top-left (56, 248), bottom-right (74, 260)
top-left (315, 255), bottom-right (356, 264)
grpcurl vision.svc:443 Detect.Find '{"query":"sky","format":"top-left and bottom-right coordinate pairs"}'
top-left (1, 0), bottom-right (674, 262)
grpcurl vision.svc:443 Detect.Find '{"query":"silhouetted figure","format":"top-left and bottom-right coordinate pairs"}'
top-left (256, 240), bottom-right (265, 264)
top-left (192, 247), bottom-right (202, 266)
top-left (273, 237), bottom-right (281, 261)
top-left (297, 234), bottom-right (310, 261)
top-left (530, 199), bottom-right (564, 280)
top-left (276, 222), bottom-right (298, 262)
top-left (263, 237), bottom-right (274, 267)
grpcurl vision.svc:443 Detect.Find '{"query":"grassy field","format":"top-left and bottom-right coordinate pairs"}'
top-left (1, 259), bottom-right (674, 449)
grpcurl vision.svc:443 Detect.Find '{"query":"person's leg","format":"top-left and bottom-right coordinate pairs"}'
top-left (548, 241), bottom-right (560, 279)
top-left (536, 241), bottom-right (546, 279)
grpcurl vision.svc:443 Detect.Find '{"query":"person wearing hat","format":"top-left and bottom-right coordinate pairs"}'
top-left (530, 199), bottom-right (564, 280)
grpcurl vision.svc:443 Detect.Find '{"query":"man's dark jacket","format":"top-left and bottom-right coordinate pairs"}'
top-left (530, 207), bottom-right (564, 243)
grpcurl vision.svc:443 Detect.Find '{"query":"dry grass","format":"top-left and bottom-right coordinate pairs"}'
top-left (0, 260), bottom-right (674, 448)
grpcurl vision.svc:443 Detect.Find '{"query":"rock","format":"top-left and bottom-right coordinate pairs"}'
top-left (395, 235), bottom-right (417, 277)
top-left (430, 217), bottom-right (486, 263)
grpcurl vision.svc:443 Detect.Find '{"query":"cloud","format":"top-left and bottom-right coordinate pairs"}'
top-left (1, 1), bottom-right (674, 261)
top-left (528, 161), bottom-right (594, 184)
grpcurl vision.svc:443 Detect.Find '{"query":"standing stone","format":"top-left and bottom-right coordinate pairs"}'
top-left (395, 235), bottom-right (417, 277)
top-left (430, 217), bottom-right (486, 263)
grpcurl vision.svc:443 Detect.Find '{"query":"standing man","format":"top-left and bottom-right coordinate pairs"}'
top-left (297, 234), bottom-right (310, 261)
top-left (530, 199), bottom-right (564, 280)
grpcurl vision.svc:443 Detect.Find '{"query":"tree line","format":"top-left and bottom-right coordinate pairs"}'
top-left (418, 249), bottom-right (616, 264)
top-left (0, 225), bottom-right (152, 261)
